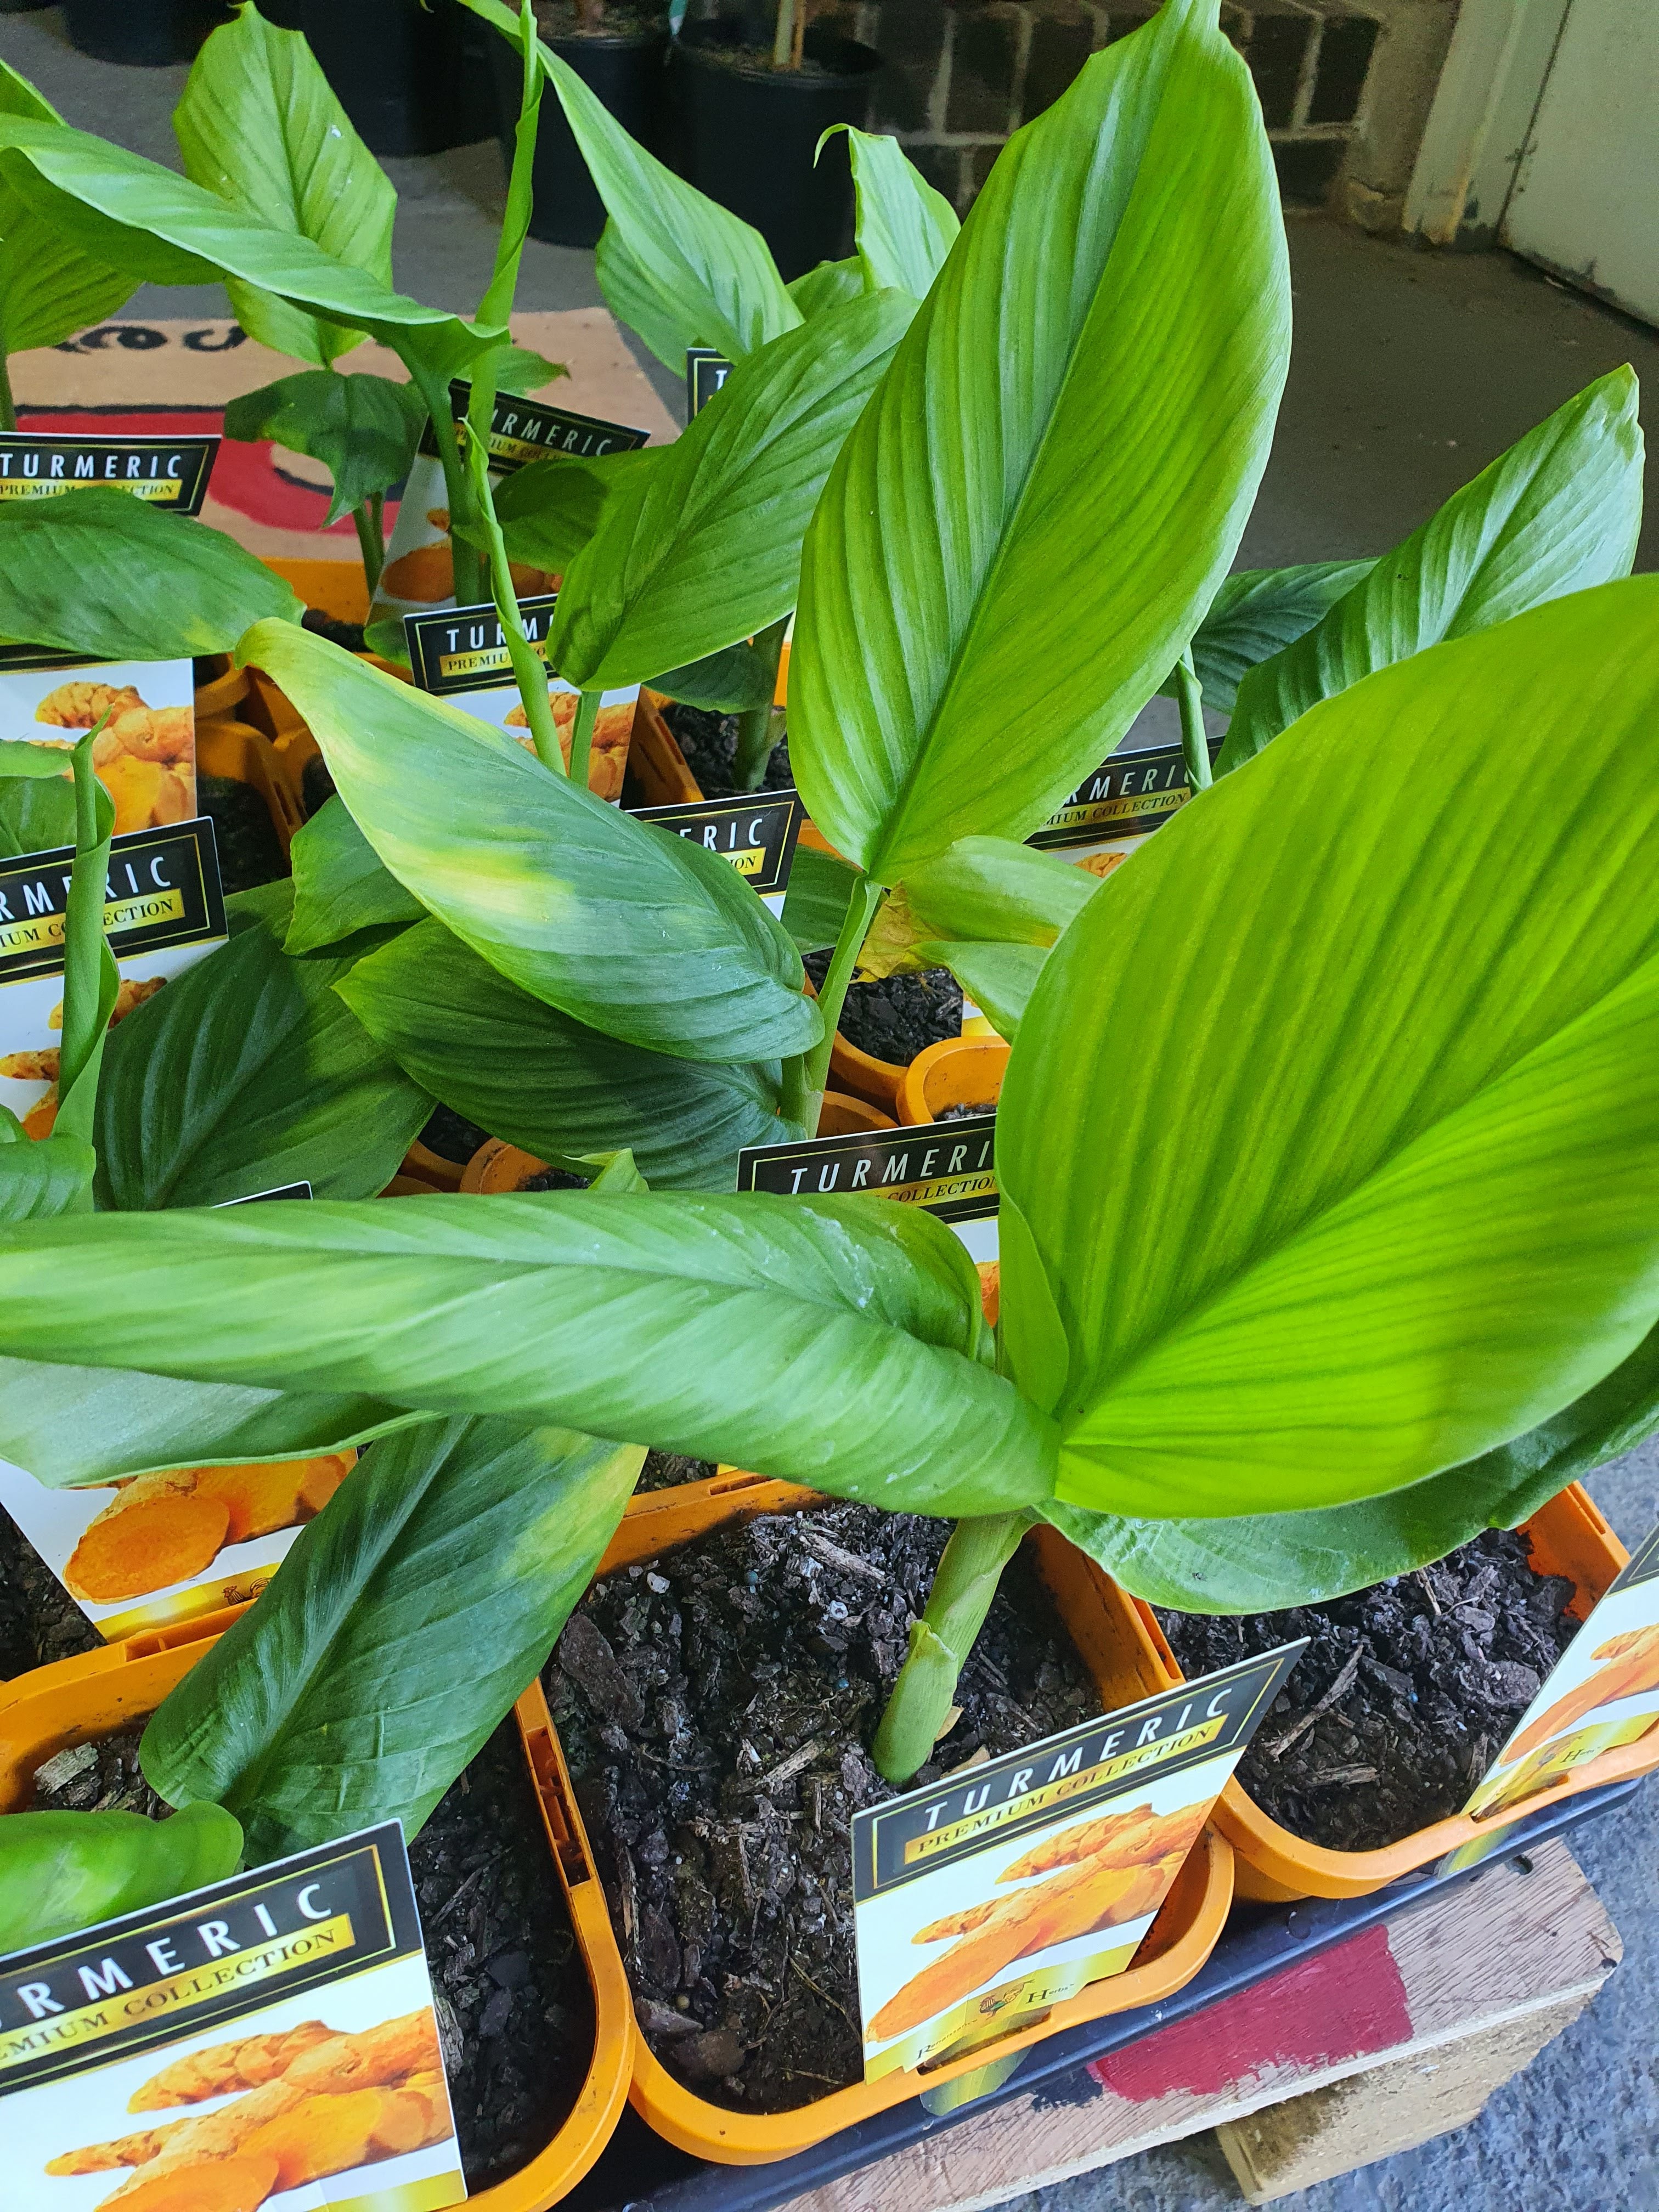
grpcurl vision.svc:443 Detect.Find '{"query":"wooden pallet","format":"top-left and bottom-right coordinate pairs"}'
top-left (775, 1838), bottom-right (1619, 2211)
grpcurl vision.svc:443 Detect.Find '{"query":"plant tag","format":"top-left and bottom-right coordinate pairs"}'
top-left (851, 1644), bottom-right (1304, 2079)
top-left (1453, 1516), bottom-right (1659, 1832)
top-left (0, 1820), bottom-right (466, 2211)
top-left (0, 1169), bottom-right (354, 1641)
top-left (629, 790), bottom-right (804, 913)
top-left (1026, 738), bottom-right (1218, 876)
top-left (404, 596), bottom-right (640, 805)
top-left (685, 348), bottom-right (733, 417)
top-left (738, 1112), bottom-right (998, 1263)
top-left (0, 433), bottom-right (217, 515)
top-left (0, 646), bottom-right (200, 840)
top-left (371, 384), bottom-right (651, 627)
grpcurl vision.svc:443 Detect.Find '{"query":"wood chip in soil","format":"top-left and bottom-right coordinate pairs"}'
top-left (548, 1504), bottom-right (1096, 2113)
top-left (1155, 1526), bottom-right (1580, 1853)
top-left (635, 1451), bottom-right (718, 1494)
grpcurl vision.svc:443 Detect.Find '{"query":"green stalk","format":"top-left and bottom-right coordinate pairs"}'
top-left (352, 496), bottom-right (386, 599)
top-left (777, 1050), bottom-right (812, 1140)
top-left (567, 690), bottom-right (601, 793)
top-left (466, 431), bottom-right (563, 772)
top-left (731, 616), bottom-right (791, 791)
top-left (803, 872), bottom-right (885, 1105)
top-left (404, 351), bottom-right (486, 611)
top-left (873, 1513), bottom-right (1034, 1782)
top-left (1174, 650), bottom-right (1211, 792)
top-left (772, 0), bottom-right (798, 67)
top-left (53, 727), bottom-right (119, 1194)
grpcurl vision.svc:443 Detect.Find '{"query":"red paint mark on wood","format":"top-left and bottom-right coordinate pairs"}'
top-left (1090, 1922), bottom-right (1410, 2102)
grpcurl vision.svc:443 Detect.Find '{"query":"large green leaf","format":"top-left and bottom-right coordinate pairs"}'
top-left (789, 256), bottom-right (864, 318)
top-left (547, 291), bottom-right (911, 691)
top-left (224, 371), bottom-right (427, 526)
top-left (0, 1191), bottom-right (1054, 1515)
top-left (0, 110), bottom-right (500, 378)
top-left (460, 0), bottom-right (799, 370)
top-left (0, 1802), bottom-right (244, 1953)
top-left (489, 447), bottom-right (658, 578)
top-left (339, 918), bottom-right (793, 1190)
top-left (1182, 560), bottom-right (1375, 714)
top-left (236, 621), bottom-right (820, 1066)
top-left (0, 492), bottom-right (301, 657)
top-left (1000, 579), bottom-right (1659, 1523)
top-left (790, 1), bottom-right (1290, 880)
top-left (174, 3), bottom-right (396, 367)
top-left (0, 1130), bottom-right (94, 1220)
top-left (0, 59), bottom-right (136, 357)
top-left (1048, 1313), bottom-right (1659, 1610)
top-left (780, 840), bottom-right (861, 955)
top-left (1218, 370), bottom-right (1643, 771)
top-left (284, 797), bottom-right (426, 957)
top-left (860, 836), bottom-right (1102, 976)
top-left (0, 772), bottom-right (75, 859)
top-left (141, 1418), bottom-right (641, 1861)
top-left (840, 126), bottom-right (958, 300)
top-left (94, 887), bottom-right (431, 1210)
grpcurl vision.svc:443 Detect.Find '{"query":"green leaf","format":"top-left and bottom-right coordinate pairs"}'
top-left (1000, 578), bottom-right (1659, 1524)
top-left (0, 1802), bottom-right (243, 1953)
top-left (0, 739), bottom-right (83, 777)
top-left (546, 291), bottom-right (912, 692)
top-left (0, 1133), bottom-right (94, 1221)
top-left (648, 641), bottom-right (778, 713)
top-left (0, 110), bottom-right (501, 377)
top-left (1180, 560), bottom-right (1375, 713)
top-left (788, 256), bottom-right (864, 318)
top-left (141, 1418), bottom-right (640, 1862)
top-left (0, 58), bottom-right (137, 356)
top-left (1218, 370), bottom-right (1644, 771)
top-left (338, 917), bottom-right (792, 1190)
top-left (0, 1191), bottom-right (1056, 1516)
top-left (236, 621), bottom-right (820, 1066)
top-left (791, 2), bottom-right (1290, 880)
top-left (459, 0), bottom-right (799, 370)
top-left (494, 343), bottom-right (568, 394)
top-left (285, 797), bottom-right (426, 958)
top-left (173, 3), bottom-right (396, 367)
top-left (94, 884), bottom-right (431, 1210)
top-left (488, 445), bottom-right (657, 577)
top-left (837, 125), bottom-right (958, 300)
top-left (223, 371), bottom-right (427, 527)
top-left (0, 772), bottom-right (75, 860)
top-left (924, 942), bottom-right (1048, 1043)
top-left (861, 836), bottom-right (1102, 977)
top-left (0, 492), bottom-right (302, 658)
top-left (780, 840), bottom-right (861, 954)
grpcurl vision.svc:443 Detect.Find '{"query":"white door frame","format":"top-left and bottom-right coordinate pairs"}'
top-left (1403, 0), bottom-right (1573, 246)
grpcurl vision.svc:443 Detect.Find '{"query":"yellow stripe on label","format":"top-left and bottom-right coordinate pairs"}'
top-left (326, 2169), bottom-right (468, 2212)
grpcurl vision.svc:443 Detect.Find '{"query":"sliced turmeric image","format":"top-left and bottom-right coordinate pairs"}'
top-left (128, 2021), bottom-right (334, 2111)
top-left (910, 1899), bottom-right (1002, 1945)
top-left (34, 679), bottom-right (144, 728)
top-left (1504, 1622), bottom-right (1659, 1762)
top-left (0, 1047), bottom-right (60, 1082)
top-left (192, 1454), bottom-right (353, 1546)
top-left (237, 2079), bottom-right (451, 2192)
top-left (65, 1474), bottom-right (230, 1603)
top-left (101, 2153), bottom-right (279, 2212)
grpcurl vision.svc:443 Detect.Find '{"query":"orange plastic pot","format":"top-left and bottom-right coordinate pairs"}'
top-left (194, 653), bottom-right (252, 723)
top-left (399, 1136), bottom-right (468, 1192)
top-left (1120, 1482), bottom-right (1647, 1903)
top-left (563, 1481), bottom-right (1234, 2164)
top-left (194, 716), bottom-right (306, 857)
top-left (0, 1612), bottom-right (633, 2210)
top-left (895, 1037), bottom-right (1010, 1126)
top-left (460, 1096), bottom-right (891, 1194)
top-left (630, 691), bottom-right (702, 803)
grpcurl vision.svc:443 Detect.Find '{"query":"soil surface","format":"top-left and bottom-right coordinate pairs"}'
top-left (936, 1101), bottom-right (989, 1122)
top-left (550, 1504), bottom-right (1096, 2112)
top-left (302, 608), bottom-right (368, 656)
top-left (31, 1726), bottom-right (169, 1819)
top-left (533, 0), bottom-right (666, 36)
top-left (687, 41), bottom-right (854, 81)
top-left (0, 1507), bottom-right (100, 1683)
top-left (1155, 1528), bottom-right (1581, 1853)
top-left (301, 752), bottom-right (338, 818)
top-left (521, 1166), bottom-right (591, 1191)
top-left (419, 1104), bottom-right (494, 1165)
top-left (636, 1452), bottom-right (719, 1494)
top-left (656, 702), bottom-right (794, 802)
top-left (804, 947), bottom-right (963, 1068)
top-left (197, 774), bottom-right (289, 896)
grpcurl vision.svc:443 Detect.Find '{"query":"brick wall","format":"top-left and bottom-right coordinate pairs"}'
top-left (810, 2), bottom-right (1390, 215)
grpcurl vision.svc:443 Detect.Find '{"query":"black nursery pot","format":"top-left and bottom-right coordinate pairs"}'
top-left (672, 24), bottom-right (881, 280)
top-left (258, 0), bottom-right (495, 157)
top-left (490, 25), bottom-right (669, 249)
top-left (63, 0), bottom-right (227, 65)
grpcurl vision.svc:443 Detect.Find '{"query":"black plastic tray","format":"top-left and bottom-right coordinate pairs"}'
top-left (568, 1776), bottom-right (1639, 2211)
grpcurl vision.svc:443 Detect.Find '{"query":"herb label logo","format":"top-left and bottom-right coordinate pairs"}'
top-left (738, 1113), bottom-right (999, 1262)
top-left (0, 435), bottom-right (217, 513)
top-left (630, 791), bottom-right (804, 909)
top-left (685, 349), bottom-right (733, 417)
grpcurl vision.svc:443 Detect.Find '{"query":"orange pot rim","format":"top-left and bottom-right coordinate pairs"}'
top-left (400, 1137), bottom-right (467, 1192)
top-left (0, 1615), bottom-right (632, 2211)
top-left (894, 1035), bottom-right (1011, 1127)
top-left (1124, 1481), bottom-right (1645, 1901)
top-left (582, 1475), bottom-right (1233, 2164)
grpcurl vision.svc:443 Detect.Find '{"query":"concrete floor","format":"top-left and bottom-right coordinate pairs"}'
top-left (4, 10), bottom-right (1657, 2207)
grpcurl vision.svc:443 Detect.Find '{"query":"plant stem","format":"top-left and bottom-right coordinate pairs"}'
top-left (466, 430), bottom-right (563, 772)
top-left (731, 616), bottom-right (791, 791)
top-left (0, 351), bottom-right (16, 435)
top-left (352, 498), bottom-right (385, 599)
top-left (405, 352), bottom-right (487, 610)
top-left (1174, 651), bottom-right (1211, 792)
top-left (568, 689), bottom-right (600, 793)
top-left (772, 0), bottom-right (798, 68)
top-left (54, 727), bottom-right (119, 1193)
top-left (873, 1513), bottom-right (1034, 1782)
top-left (803, 872), bottom-right (885, 1101)
top-left (478, 0), bottom-right (544, 333)
top-left (778, 1051), bottom-right (812, 1139)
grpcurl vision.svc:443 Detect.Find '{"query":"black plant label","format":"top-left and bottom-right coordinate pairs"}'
top-left (630, 790), bottom-right (804, 900)
top-left (1028, 740), bottom-right (1220, 854)
top-left (0, 435), bottom-right (217, 515)
top-left (738, 1112), bottom-right (996, 1226)
top-left (685, 348), bottom-right (733, 417)
top-left (405, 595), bottom-right (559, 696)
top-left (0, 817), bottom-right (224, 985)
top-left (426, 382), bottom-right (651, 469)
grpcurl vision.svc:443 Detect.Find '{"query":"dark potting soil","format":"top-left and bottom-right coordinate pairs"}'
top-left (533, 0), bottom-right (666, 33)
top-left (0, 1506), bottom-right (100, 1683)
top-left (937, 1101), bottom-right (989, 1122)
top-left (690, 42), bottom-right (852, 81)
top-left (803, 946), bottom-right (963, 1069)
top-left (196, 775), bottom-right (289, 896)
top-left (301, 751), bottom-right (339, 818)
top-left (302, 607), bottom-right (368, 656)
top-left (25, 1711), bottom-right (592, 2194)
top-left (1155, 1528), bottom-right (1581, 1854)
top-left (419, 1104), bottom-right (495, 1165)
top-left (636, 1451), bottom-right (719, 1494)
top-left (654, 701), bottom-right (795, 802)
top-left (549, 1504), bottom-right (1096, 2112)
top-left (521, 1166), bottom-right (592, 1192)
